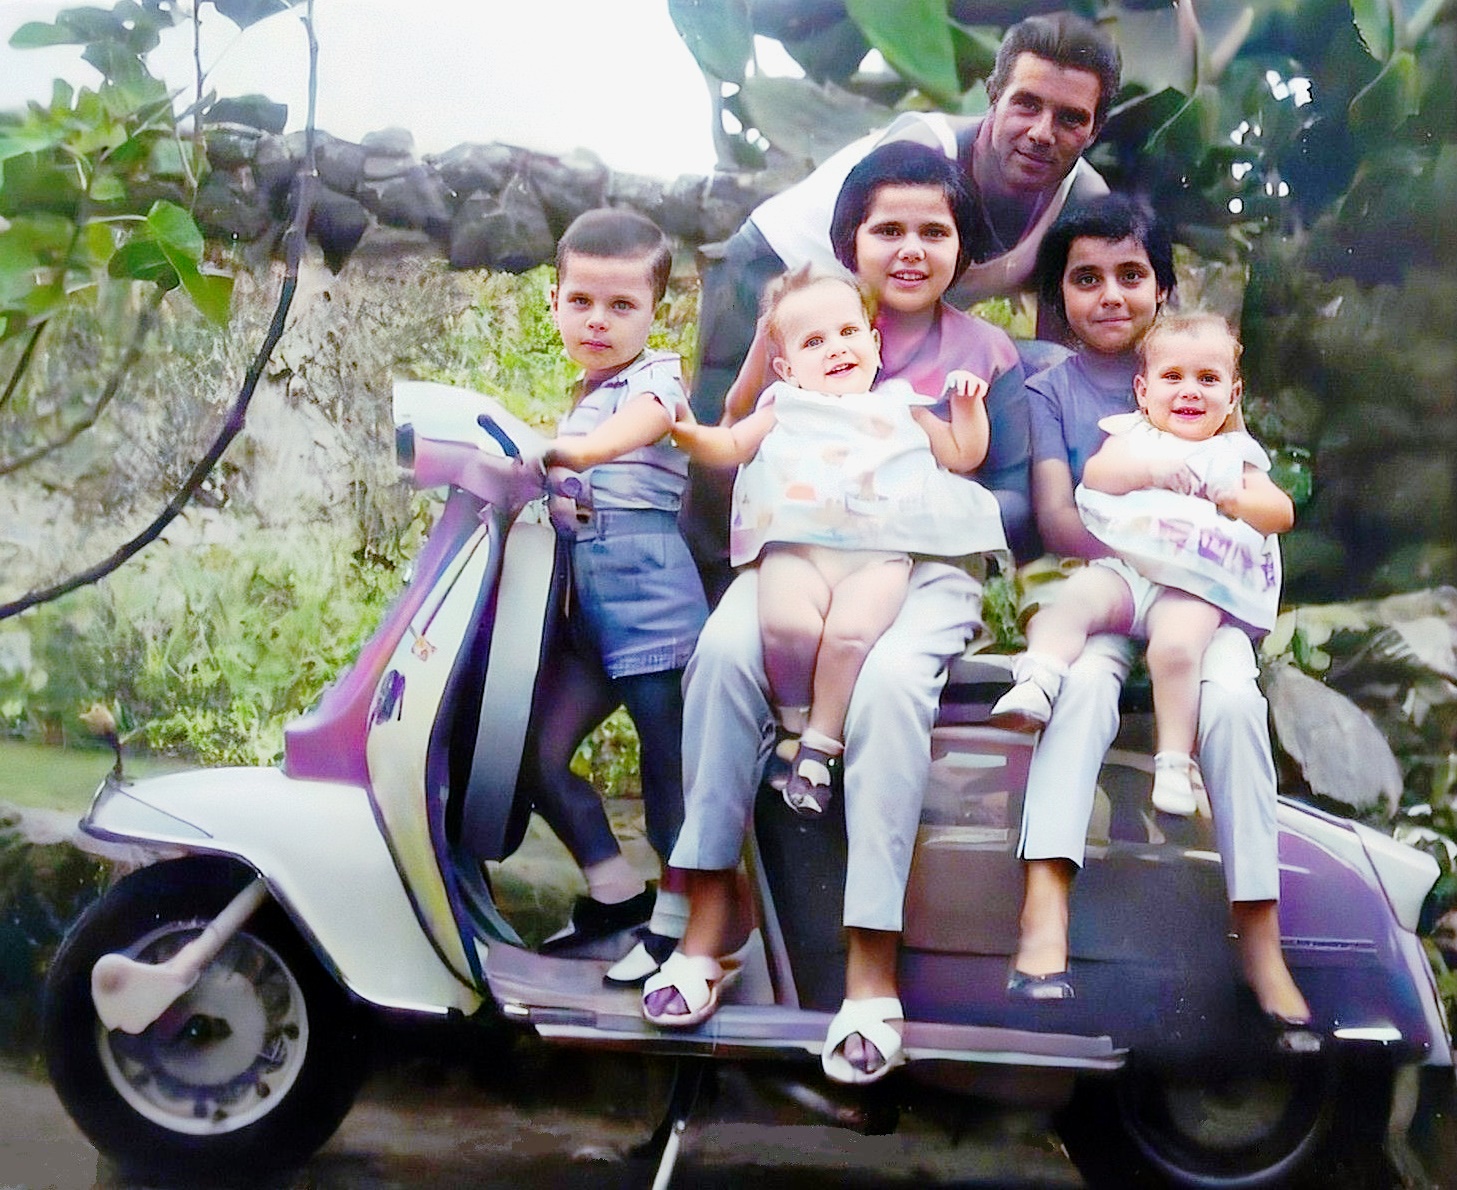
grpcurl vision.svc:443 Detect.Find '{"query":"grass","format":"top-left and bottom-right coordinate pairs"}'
top-left (0, 740), bottom-right (189, 813)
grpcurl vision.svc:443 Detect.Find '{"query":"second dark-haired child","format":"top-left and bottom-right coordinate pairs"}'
top-left (521, 208), bottom-right (707, 986)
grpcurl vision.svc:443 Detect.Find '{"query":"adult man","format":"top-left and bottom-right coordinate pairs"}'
top-left (685, 12), bottom-right (1121, 589)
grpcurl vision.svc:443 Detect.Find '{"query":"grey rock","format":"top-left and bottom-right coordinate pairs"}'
top-left (657, 173), bottom-right (708, 238)
top-left (317, 137), bottom-right (367, 196)
top-left (309, 186), bottom-right (372, 272)
top-left (195, 172), bottom-right (273, 241)
top-left (360, 166), bottom-right (454, 236)
top-left (449, 178), bottom-right (555, 272)
top-left (361, 126), bottom-right (417, 157)
top-left (527, 148), bottom-right (608, 233)
top-left (253, 134), bottom-right (302, 208)
top-left (204, 123), bottom-right (262, 170)
top-left (429, 142), bottom-right (519, 199)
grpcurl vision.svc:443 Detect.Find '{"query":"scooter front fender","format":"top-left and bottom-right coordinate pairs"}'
top-left (83, 767), bottom-right (483, 1018)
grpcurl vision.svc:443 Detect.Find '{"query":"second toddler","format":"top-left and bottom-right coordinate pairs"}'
top-left (991, 310), bottom-right (1293, 816)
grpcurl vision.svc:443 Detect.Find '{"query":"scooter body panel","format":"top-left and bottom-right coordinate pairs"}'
top-left (82, 768), bottom-right (481, 1016)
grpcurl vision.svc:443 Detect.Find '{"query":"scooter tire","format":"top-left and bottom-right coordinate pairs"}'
top-left (43, 855), bottom-right (371, 1186)
top-left (1056, 1046), bottom-right (1400, 1189)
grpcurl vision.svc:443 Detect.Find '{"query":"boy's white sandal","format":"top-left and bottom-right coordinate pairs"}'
top-left (641, 952), bottom-right (740, 1028)
top-left (820, 996), bottom-right (906, 1085)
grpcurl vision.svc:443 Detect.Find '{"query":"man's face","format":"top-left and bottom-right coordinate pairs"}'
top-left (985, 53), bottom-right (1101, 195)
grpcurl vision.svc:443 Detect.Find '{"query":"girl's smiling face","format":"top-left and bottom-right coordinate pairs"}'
top-left (1134, 325), bottom-right (1242, 441)
top-left (853, 184), bottom-right (961, 316)
top-left (770, 278), bottom-right (882, 395)
top-left (1061, 235), bottom-right (1165, 355)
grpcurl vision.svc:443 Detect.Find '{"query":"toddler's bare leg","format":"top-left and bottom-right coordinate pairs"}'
top-left (1144, 592), bottom-right (1225, 757)
top-left (1024, 565), bottom-right (1136, 663)
top-left (805, 557), bottom-right (911, 743)
top-left (757, 547), bottom-right (830, 711)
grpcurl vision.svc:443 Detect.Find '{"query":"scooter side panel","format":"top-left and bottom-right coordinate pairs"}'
top-left (83, 769), bottom-right (480, 1015)
top-left (364, 518), bottom-right (500, 984)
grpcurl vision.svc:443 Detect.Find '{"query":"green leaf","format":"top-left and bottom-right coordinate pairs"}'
top-left (211, 0), bottom-right (297, 30)
top-left (1104, 3), bottom-right (1195, 97)
top-left (845, 0), bottom-right (960, 105)
top-left (949, 22), bottom-right (998, 88)
top-left (0, 121), bottom-right (67, 163)
top-left (1349, 49), bottom-right (1419, 134)
top-left (108, 237), bottom-right (179, 288)
top-left (9, 20), bottom-right (85, 49)
top-left (1147, 83), bottom-right (1222, 158)
top-left (145, 200), bottom-right (204, 262)
top-left (739, 76), bottom-right (890, 168)
top-left (668, 0), bottom-right (752, 84)
top-left (175, 265), bottom-right (233, 324)
top-left (1351, 0), bottom-right (1395, 62)
top-left (89, 173), bottom-right (126, 203)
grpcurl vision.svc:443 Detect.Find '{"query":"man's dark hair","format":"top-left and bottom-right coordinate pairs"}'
top-left (1034, 192), bottom-right (1175, 325)
top-left (555, 208), bottom-right (673, 304)
top-left (829, 141), bottom-right (979, 281)
top-left (987, 13), bottom-right (1122, 131)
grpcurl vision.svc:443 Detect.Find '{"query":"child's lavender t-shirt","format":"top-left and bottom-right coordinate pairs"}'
top-left (1028, 351), bottom-right (1139, 484)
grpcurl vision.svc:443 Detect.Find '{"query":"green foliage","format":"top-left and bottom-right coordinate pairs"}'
top-left (1262, 589), bottom-right (1457, 832)
top-left (0, 814), bottom-right (109, 1059)
top-left (0, 1), bottom-right (260, 339)
top-left (1, 527), bottom-right (409, 765)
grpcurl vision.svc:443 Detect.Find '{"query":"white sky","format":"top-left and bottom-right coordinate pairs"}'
top-left (0, 0), bottom-right (721, 178)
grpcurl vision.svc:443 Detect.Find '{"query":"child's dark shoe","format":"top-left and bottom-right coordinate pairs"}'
top-left (539, 886), bottom-right (655, 954)
top-left (783, 743), bottom-right (835, 818)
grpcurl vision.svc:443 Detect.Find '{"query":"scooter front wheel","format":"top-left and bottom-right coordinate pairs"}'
top-left (43, 856), bottom-right (371, 1184)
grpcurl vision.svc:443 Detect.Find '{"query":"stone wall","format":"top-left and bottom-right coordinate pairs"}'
top-left (199, 102), bottom-right (773, 273)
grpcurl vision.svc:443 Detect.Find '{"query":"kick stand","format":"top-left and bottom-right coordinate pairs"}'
top-left (641, 1057), bottom-right (710, 1190)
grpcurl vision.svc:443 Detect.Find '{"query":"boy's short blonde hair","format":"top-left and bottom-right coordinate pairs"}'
top-left (760, 264), bottom-right (876, 356)
top-left (556, 208), bottom-right (673, 304)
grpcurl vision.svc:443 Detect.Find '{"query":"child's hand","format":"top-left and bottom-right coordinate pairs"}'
top-left (546, 465), bottom-right (590, 535)
top-left (1146, 457), bottom-right (1201, 495)
top-left (943, 370), bottom-right (989, 402)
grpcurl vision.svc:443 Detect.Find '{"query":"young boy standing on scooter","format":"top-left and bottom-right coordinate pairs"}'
top-left (520, 209), bottom-right (707, 986)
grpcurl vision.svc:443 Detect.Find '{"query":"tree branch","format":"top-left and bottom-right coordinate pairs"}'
top-left (0, 322), bottom-right (46, 415)
top-left (0, 0), bottom-right (320, 623)
top-left (0, 289), bottom-right (165, 477)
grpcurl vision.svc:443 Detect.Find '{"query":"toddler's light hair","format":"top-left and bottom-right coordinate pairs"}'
top-left (760, 264), bottom-right (876, 356)
top-left (1138, 309), bottom-right (1243, 377)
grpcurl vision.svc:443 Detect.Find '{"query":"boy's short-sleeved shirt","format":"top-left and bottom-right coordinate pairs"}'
top-left (555, 350), bottom-right (691, 512)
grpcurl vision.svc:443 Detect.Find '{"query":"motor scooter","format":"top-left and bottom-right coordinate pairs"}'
top-left (42, 380), bottom-right (1454, 1189)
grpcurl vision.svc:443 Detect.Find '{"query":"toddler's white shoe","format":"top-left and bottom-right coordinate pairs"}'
top-left (988, 680), bottom-right (1052, 732)
top-left (1152, 752), bottom-right (1197, 816)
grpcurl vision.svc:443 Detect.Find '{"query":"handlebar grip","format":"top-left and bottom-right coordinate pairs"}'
top-left (477, 414), bottom-right (520, 459)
